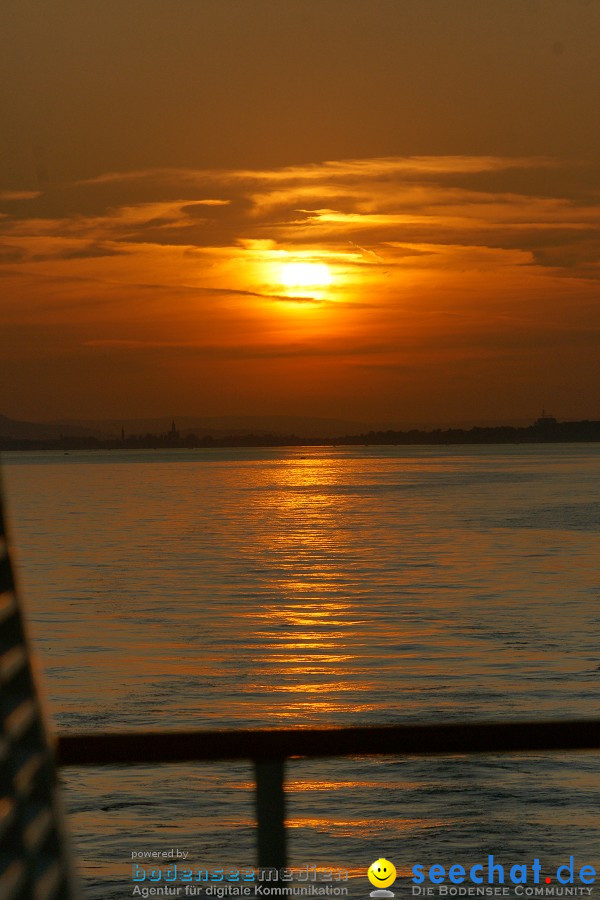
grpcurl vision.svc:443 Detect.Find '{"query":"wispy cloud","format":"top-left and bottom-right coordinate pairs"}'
top-left (2, 154), bottom-right (597, 284)
top-left (0, 190), bottom-right (41, 201)
top-left (76, 154), bottom-right (559, 188)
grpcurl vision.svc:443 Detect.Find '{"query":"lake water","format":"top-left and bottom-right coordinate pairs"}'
top-left (2, 445), bottom-right (599, 898)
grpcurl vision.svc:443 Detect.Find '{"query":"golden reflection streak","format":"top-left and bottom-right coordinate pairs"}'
top-left (239, 455), bottom-right (379, 721)
top-left (266, 683), bottom-right (364, 694)
top-left (232, 780), bottom-right (426, 792)
top-left (256, 654), bottom-right (354, 664)
top-left (261, 641), bottom-right (340, 650)
top-left (271, 702), bottom-right (376, 718)
top-left (287, 817), bottom-right (453, 837)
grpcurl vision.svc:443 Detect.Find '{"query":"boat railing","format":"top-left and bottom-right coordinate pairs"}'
top-left (55, 718), bottom-right (600, 870)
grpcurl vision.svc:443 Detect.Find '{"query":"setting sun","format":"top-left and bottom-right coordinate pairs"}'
top-left (279, 261), bottom-right (333, 290)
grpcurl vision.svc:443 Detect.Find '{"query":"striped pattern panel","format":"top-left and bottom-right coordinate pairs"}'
top-left (0, 489), bottom-right (78, 898)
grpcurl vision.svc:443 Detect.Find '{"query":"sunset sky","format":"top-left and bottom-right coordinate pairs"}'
top-left (1, 0), bottom-right (599, 425)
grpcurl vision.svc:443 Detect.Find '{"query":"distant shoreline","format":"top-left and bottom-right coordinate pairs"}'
top-left (2, 419), bottom-right (600, 451)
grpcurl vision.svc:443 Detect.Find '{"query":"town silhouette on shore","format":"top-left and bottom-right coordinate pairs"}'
top-left (2, 412), bottom-right (600, 452)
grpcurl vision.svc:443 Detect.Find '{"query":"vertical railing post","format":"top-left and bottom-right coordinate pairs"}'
top-left (254, 758), bottom-right (287, 871)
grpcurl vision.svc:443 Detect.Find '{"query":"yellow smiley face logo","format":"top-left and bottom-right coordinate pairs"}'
top-left (368, 858), bottom-right (397, 889)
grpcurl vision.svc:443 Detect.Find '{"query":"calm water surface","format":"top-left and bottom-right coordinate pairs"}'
top-left (2, 445), bottom-right (599, 897)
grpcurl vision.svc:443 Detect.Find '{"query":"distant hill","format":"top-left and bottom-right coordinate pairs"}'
top-left (0, 412), bottom-right (564, 441)
top-left (0, 414), bottom-right (102, 440)
top-left (1, 413), bottom-right (381, 440)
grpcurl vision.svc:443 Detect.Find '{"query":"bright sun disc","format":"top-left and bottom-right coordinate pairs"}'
top-left (279, 261), bottom-right (332, 289)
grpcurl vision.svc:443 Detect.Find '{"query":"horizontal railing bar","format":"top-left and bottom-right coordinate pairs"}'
top-left (55, 718), bottom-right (600, 766)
